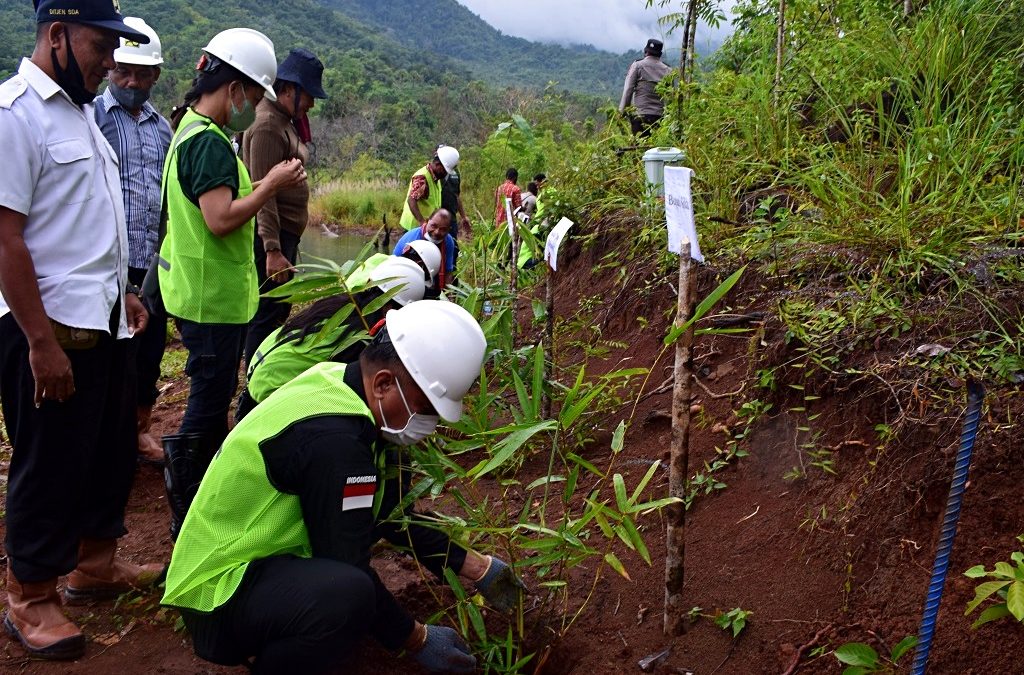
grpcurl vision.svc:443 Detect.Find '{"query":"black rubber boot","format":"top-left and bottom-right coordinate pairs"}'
top-left (162, 433), bottom-right (219, 540)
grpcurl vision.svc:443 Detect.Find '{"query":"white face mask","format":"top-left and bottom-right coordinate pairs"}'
top-left (378, 378), bottom-right (439, 446)
top-left (425, 232), bottom-right (445, 245)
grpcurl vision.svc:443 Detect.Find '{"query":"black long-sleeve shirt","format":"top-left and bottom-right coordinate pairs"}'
top-left (258, 363), bottom-right (467, 650)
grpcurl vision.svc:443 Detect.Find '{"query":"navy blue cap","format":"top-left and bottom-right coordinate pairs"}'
top-left (276, 48), bottom-right (327, 99)
top-left (645, 38), bottom-right (663, 56)
top-left (34, 0), bottom-right (150, 43)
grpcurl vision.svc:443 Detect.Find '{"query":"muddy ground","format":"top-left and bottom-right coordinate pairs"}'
top-left (0, 225), bottom-right (1022, 674)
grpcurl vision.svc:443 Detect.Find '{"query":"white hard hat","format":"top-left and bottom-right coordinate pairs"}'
top-left (202, 28), bottom-right (278, 101)
top-left (114, 18), bottom-right (163, 66)
top-left (401, 240), bottom-right (441, 282)
top-left (386, 301), bottom-right (485, 422)
top-left (369, 258), bottom-right (427, 307)
top-left (436, 145), bottom-right (460, 173)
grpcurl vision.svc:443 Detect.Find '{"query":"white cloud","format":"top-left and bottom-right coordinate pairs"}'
top-left (455, 0), bottom-right (734, 54)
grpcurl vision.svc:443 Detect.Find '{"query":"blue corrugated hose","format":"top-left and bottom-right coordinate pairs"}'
top-left (910, 379), bottom-right (985, 675)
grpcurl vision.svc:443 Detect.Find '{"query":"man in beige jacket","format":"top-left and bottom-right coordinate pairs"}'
top-left (242, 48), bottom-right (327, 367)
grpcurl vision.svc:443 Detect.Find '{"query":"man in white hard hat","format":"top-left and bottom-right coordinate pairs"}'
top-left (0, 0), bottom-right (164, 660)
top-left (400, 145), bottom-right (460, 231)
top-left (164, 301), bottom-right (524, 674)
top-left (94, 16), bottom-right (171, 465)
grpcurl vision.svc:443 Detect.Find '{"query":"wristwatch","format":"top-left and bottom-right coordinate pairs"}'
top-left (126, 282), bottom-right (143, 298)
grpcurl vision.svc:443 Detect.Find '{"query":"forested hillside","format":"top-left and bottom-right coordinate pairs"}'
top-left (318, 0), bottom-right (635, 95)
top-left (0, 0), bottom-right (607, 173)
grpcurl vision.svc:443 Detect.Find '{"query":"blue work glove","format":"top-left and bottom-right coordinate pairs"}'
top-left (413, 625), bottom-right (476, 674)
top-left (474, 555), bottom-right (527, 612)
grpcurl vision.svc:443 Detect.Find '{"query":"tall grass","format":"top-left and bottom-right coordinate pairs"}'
top-left (309, 177), bottom-right (405, 230)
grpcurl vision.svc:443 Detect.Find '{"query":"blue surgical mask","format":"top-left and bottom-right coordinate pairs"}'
top-left (109, 82), bottom-right (151, 111)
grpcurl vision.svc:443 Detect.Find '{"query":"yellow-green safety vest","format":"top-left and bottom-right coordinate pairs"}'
top-left (246, 317), bottom-right (367, 404)
top-left (399, 165), bottom-right (441, 231)
top-left (345, 252), bottom-right (390, 289)
top-left (162, 363), bottom-right (375, 612)
top-left (158, 108), bottom-right (258, 324)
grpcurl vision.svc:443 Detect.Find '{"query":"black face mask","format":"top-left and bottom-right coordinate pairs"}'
top-left (51, 28), bottom-right (96, 106)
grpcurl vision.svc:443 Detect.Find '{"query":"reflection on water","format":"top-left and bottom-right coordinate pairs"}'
top-left (298, 230), bottom-right (373, 268)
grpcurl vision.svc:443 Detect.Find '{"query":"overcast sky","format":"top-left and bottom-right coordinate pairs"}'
top-left (455, 0), bottom-right (735, 54)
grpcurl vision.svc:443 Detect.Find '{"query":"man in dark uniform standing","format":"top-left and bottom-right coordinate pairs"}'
top-left (619, 38), bottom-right (673, 137)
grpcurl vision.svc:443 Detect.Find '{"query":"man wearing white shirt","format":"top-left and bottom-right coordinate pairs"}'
top-left (0, 0), bottom-right (164, 660)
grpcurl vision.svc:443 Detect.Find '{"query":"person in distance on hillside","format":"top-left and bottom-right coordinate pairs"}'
top-left (0, 0), bottom-right (166, 660)
top-left (438, 143), bottom-right (470, 276)
top-left (401, 145), bottom-right (461, 231)
top-left (94, 16), bottom-right (172, 466)
top-left (394, 208), bottom-right (456, 297)
top-left (619, 38), bottom-right (672, 138)
top-left (242, 47), bottom-right (328, 368)
top-left (521, 181), bottom-right (539, 219)
top-left (162, 302), bottom-right (526, 675)
top-left (494, 167), bottom-right (522, 228)
top-left (157, 28), bottom-right (307, 540)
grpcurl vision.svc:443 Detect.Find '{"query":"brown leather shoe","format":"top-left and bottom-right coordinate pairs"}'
top-left (4, 568), bottom-right (85, 660)
top-left (137, 405), bottom-right (165, 466)
top-left (64, 539), bottom-right (166, 605)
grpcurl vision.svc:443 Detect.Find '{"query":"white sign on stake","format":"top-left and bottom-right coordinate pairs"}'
top-left (544, 217), bottom-right (574, 271)
top-left (664, 166), bottom-right (703, 262)
top-left (504, 197), bottom-right (515, 238)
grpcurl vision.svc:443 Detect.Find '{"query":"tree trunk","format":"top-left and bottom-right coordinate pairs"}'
top-left (663, 243), bottom-right (697, 636)
top-left (687, 0), bottom-right (699, 82)
top-left (774, 0), bottom-right (787, 109)
top-left (681, 0), bottom-right (697, 84)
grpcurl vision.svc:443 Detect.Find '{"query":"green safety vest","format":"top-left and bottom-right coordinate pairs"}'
top-left (158, 108), bottom-right (258, 324)
top-left (399, 165), bottom-right (441, 231)
top-left (162, 363), bottom-right (375, 612)
top-left (345, 252), bottom-right (390, 289)
top-left (246, 318), bottom-right (366, 404)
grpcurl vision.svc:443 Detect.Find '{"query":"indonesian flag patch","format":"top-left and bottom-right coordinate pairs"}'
top-left (342, 475), bottom-right (377, 511)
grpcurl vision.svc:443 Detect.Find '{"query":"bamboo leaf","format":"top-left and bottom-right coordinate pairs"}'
top-left (621, 516), bottom-right (651, 564)
top-left (467, 420), bottom-right (557, 478)
top-left (611, 420), bottom-right (626, 454)
top-left (629, 460), bottom-right (661, 506)
top-left (664, 266), bottom-right (746, 346)
top-left (566, 452), bottom-right (605, 477)
top-left (604, 552), bottom-right (631, 581)
top-left (525, 475), bottom-right (565, 490)
top-left (613, 474), bottom-right (629, 513)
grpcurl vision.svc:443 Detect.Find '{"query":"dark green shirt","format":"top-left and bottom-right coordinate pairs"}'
top-left (176, 123), bottom-right (239, 207)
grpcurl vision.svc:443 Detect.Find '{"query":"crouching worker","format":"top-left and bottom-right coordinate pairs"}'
top-left (234, 257), bottom-right (427, 421)
top-left (162, 301), bottom-right (525, 674)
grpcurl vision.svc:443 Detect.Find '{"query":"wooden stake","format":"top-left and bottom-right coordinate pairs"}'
top-left (664, 242), bottom-right (697, 636)
top-left (543, 265), bottom-right (555, 419)
top-left (509, 225), bottom-right (519, 347)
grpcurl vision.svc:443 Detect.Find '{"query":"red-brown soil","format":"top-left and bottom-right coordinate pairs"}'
top-left (1, 223), bottom-right (1022, 674)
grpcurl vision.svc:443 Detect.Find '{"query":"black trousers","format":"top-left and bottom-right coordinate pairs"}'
top-left (0, 313), bottom-right (136, 582)
top-left (631, 113), bottom-right (661, 138)
top-left (177, 320), bottom-right (245, 447)
top-left (243, 230), bottom-right (301, 368)
top-left (129, 266), bottom-right (167, 407)
top-left (182, 555), bottom-right (376, 675)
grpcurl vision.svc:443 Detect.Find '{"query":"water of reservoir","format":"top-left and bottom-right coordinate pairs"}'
top-left (298, 229), bottom-right (373, 268)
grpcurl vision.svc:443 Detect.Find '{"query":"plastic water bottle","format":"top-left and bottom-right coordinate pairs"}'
top-left (483, 300), bottom-right (493, 317)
